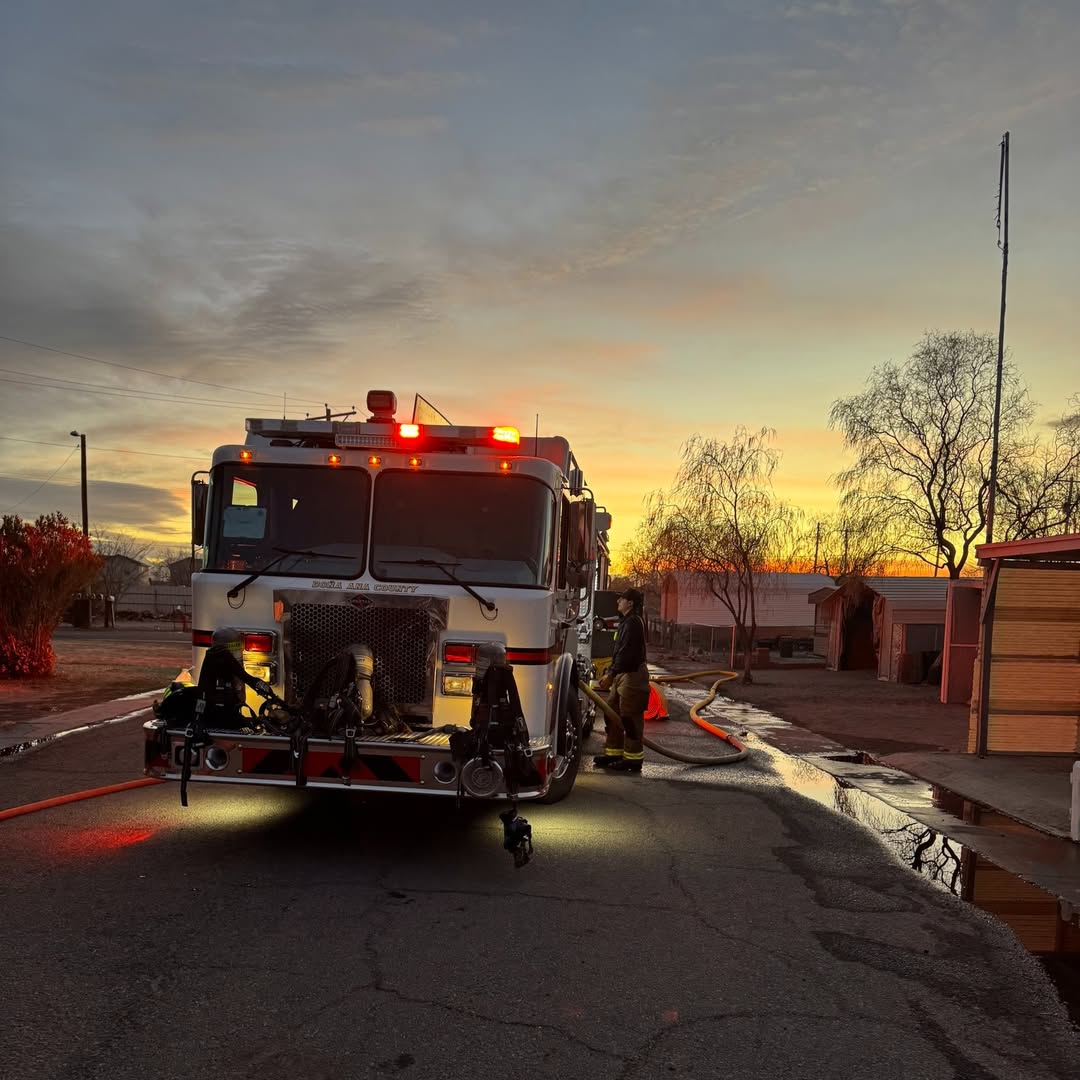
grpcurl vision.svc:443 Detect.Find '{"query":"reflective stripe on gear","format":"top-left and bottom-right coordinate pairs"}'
top-left (623, 750), bottom-right (645, 761)
top-left (604, 747), bottom-right (624, 757)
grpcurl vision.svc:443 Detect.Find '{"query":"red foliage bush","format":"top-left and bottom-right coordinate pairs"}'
top-left (0, 513), bottom-right (102, 677)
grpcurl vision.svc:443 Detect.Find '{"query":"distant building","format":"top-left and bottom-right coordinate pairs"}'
top-left (163, 555), bottom-right (201, 586)
top-left (812, 577), bottom-right (950, 683)
top-left (95, 554), bottom-right (153, 598)
top-left (660, 571), bottom-right (834, 644)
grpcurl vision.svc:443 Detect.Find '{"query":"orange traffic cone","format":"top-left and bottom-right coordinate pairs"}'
top-left (645, 683), bottom-right (668, 721)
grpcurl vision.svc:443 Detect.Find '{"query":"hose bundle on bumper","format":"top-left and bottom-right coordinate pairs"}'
top-left (579, 668), bottom-right (749, 766)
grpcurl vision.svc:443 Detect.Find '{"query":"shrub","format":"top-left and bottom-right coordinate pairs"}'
top-left (0, 513), bottom-right (102, 677)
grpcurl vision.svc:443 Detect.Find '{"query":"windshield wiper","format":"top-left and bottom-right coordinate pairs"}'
top-left (226, 547), bottom-right (355, 599)
top-left (378, 558), bottom-right (496, 613)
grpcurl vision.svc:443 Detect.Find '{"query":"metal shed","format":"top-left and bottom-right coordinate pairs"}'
top-left (813, 577), bottom-right (951, 683)
top-left (969, 533), bottom-right (1080, 755)
top-left (660, 571), bottom-right (831, 637)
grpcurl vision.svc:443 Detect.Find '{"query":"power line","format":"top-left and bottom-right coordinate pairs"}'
top-left (0, 333), bottom-right (329, 406)
top-left (1, 447), bottom-right (78, 513)
top-left (0, 366), bottom-right (304, 411)
top-left (0, 435), bottom-right (206, 462)
top-left (0, 374), bottom-right (308, 412)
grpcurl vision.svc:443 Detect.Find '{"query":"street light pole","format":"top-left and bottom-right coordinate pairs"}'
top-left (70, 430), bottom-right (88, 537)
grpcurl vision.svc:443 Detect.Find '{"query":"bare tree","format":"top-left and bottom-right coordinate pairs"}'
top-left (155, 546), bottom-right (198, 586)
top-left (809, 497), bottom-right (896, 582)
top-left (995, 398), bottom-right (1080, 539)
top-left (830, 331), bottom-right (1033, 578)
top-left (639, 427), bottom-right (797, 683)
top-left (92, 529), bottom-right (153, 602)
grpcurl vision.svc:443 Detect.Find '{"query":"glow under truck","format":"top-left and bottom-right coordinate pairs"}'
top-left (144, 390), bottom-right (611, 810)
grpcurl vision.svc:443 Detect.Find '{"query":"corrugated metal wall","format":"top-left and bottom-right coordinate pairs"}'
top-left (661, 572), bottom-right (830, 630)
top-left (977, 567), bottom-right (1080, 754)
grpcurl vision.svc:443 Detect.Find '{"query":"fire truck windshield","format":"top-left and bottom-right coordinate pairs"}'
top-left (371, 471), bottom-right (555, 587)
top-left (206, 463), bottom-right (370, 578)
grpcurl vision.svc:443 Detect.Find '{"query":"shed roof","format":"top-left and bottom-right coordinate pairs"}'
top-left (812, 576), bottom-right (950, 613)
top-left (976, 532), bottom-right (1080, 563)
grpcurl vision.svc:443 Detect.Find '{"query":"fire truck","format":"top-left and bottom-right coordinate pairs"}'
top-left (144, 391), bottom-right (610, 808)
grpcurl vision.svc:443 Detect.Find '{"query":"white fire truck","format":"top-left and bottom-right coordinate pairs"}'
top-left (144, 391), bottom-right (610, 809)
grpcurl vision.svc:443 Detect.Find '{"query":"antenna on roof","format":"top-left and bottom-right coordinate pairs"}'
top-left (986, 130), bottom-right (1010, 545)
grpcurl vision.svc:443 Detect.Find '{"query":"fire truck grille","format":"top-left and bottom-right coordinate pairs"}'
top-left (287, 603), bottom-right (433, 707)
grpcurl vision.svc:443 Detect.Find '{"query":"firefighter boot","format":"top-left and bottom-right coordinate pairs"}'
top-left (592, 751), bottom-right (623, 769)
top-left (609, 757), bottom-right (643, 774)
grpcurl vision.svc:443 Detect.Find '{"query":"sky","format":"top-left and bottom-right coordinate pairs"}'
top-left (1, 0), bottom-right (1078, 559)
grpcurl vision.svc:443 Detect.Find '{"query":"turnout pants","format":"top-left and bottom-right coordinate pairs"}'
top-left (604, 666), bottom-right (650, 764)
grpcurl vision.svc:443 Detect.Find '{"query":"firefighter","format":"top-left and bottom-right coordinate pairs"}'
top-left (593, 587), bottom-right (649, 773)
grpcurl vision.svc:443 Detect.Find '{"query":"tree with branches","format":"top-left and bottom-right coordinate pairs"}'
top-left (809, 497), bottom-right (896, 582)
top-left (830, 331), bottom-right (1033, 578)
top-left (995, 397), bottom-right (1080, 540)
top-left (92, 529), bottom-right (153, 601)
top-left (637, 427), bottom-right (797, 683)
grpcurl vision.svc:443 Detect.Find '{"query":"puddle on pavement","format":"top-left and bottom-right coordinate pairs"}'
top-left (745, 730), bottom-right (1080, 1026)
top-left (650, 685), bottom-right (1080, 1025)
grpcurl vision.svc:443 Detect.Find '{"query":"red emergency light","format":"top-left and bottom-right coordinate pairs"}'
top-left (242, 632), bottom-right (275, 654)
top-left (398, 423), bottom-right (421, 440)
top-left (443, 643), bottom-right (478, 664)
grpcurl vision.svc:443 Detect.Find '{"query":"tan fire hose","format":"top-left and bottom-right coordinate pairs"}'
top-left (579, 668), bottom-right (749, 765)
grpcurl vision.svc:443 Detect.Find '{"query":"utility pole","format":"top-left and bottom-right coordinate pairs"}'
top-left (70, 430), bottom-right (88, 536)
top-left (986, 131), bottom-right (1010, 545)
top-left (812, 521), bottom-right (821, 574)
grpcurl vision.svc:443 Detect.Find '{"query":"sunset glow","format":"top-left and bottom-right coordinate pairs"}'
top-left (2, 2), bottom-right (1077, 559)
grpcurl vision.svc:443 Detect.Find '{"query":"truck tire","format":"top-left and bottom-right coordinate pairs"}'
top-left (580, 688), bottom-right (595, 739)
top-left (538, 689), bottom-right (582, 804)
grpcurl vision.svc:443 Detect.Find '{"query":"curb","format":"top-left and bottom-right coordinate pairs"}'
top-left (0, 692), bottom-right (162, 759)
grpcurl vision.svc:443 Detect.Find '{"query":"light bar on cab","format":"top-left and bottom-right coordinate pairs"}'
top-left (492, 426), bottom-right (520, 445)
top-left (398, 423), bottom-right (421, 439)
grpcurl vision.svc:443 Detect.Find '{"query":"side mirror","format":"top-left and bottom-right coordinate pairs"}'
top-left (566, 566), bottom-right (590, 590)
top-left (565, 500), bottom-right (595, 591)
top-left (191, 474), bottom-right (209, 547)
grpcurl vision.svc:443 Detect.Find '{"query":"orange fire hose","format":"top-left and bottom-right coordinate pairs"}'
top-left (580, 668), bottom-right (749, 765)
top-left (0, 778), bottom-right (164, 822)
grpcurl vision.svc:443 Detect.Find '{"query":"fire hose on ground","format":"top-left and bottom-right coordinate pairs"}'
top-left (578, 668), bottom-right (749, 766)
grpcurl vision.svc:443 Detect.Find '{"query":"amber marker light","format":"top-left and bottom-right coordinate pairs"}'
top-left (327, 453), bottom-right (342, 466)
top-left (239, 449), bottom-right (254, 463)
top-left (368, 455), bottom-right (382, 467)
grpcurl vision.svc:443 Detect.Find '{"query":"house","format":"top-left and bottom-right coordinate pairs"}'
top-left (812, 576), bottom-right (950, 683)
top-left (660, 571), bottom-right (833, 644)
top-left (968, 533), bottom-right (1080, 755)
top-left (96, 554), bottom-right (153, 597)
top-left (162, 555), bottom-right (201, 586)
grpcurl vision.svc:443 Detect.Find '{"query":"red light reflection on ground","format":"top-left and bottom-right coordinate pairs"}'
top-left (49, 826), bottom-right (156, 857)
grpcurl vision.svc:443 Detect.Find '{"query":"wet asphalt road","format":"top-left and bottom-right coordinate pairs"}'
top-left (2, 709), bottom-right (1078, 1080)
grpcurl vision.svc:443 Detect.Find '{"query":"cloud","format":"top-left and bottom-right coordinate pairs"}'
top-left (0, 218), bottom-right (442, 374)
top-left (0, 474), bottom-right (189, 541)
